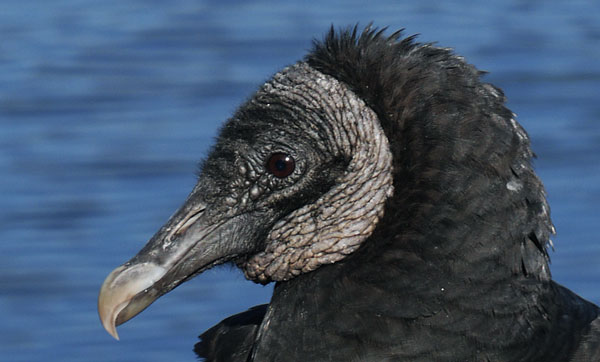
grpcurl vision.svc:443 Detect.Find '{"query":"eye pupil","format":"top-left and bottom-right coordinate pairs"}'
top-left (267, 153), bottom-right (295, 178)
top-left (275, 159), bottom-right (287, 171)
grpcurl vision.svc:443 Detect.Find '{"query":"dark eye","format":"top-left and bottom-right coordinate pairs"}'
top-left (266, 153), bottom-right (295, 178)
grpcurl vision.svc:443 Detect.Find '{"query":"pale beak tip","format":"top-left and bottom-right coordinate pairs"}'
top-left (98, 262), bottom-right (168, 340)
top-left (103, 320), bottom-right (120, 341)
top-left (98, 290), bottom-right (121, 340)
top-left (98, 265), bottom-right (128, 341)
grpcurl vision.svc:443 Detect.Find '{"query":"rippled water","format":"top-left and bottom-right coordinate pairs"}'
top-left (1, 1), bottom-right (599, 361)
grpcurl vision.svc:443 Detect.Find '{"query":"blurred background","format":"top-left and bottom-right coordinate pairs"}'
top-left (1, 1), bottom-right (599, 361)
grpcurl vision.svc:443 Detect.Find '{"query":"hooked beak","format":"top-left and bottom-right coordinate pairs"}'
top-left (98, 197), bottom-right (244, 340)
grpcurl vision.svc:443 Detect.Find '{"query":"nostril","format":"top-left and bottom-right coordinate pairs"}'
top-left (177, 208), bottom-right (205, 235)
top-left (168, 206), bottom-right (206, 241)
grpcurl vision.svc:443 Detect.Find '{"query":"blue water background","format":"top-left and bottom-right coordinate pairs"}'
top-left (1, 1), bottom-right (599, 361)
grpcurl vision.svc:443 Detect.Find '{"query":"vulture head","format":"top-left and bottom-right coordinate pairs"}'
top-left (98, 42), bottom-right (398, 339)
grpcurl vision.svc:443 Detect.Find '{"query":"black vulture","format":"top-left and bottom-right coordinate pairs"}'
top-left (98, 26), bottom-right (600, 361)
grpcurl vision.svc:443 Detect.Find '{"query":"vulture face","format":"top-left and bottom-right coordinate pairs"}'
top-left (98, 62), bottom-right (394, 339)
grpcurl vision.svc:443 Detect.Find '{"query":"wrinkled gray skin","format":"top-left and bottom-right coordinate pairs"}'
top-left (98, 63), bottom-right (393, 339)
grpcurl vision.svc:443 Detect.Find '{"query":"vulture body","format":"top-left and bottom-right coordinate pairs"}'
top-left (98, 26), bottom-right (600, 361)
